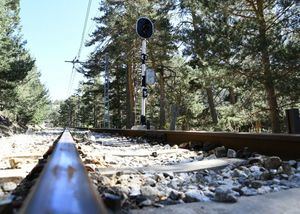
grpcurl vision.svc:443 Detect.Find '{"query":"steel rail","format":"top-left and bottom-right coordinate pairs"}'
top-left (85, 128), bottom-right (300, 159)
top-left (20, 130), bottom-right (107, 214)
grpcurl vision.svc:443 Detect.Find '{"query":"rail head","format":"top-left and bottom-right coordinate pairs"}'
top-left (20, 130), bottom-right (107, 214)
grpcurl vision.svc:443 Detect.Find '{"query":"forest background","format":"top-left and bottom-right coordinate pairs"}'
top-left (1, 0), bottom-right (299, 133)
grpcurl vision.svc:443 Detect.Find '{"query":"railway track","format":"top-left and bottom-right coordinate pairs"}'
top-left (87, 128), bottom-right (300, 159)
top-left (1, 129), bottom-right (300, 213)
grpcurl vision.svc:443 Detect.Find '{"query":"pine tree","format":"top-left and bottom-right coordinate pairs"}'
top-left (15, 66), bottom-right (50, 125)
top-left (0, 0), bottom-right (34, 110)
top-left (223, 0), bottom-right (299, 132)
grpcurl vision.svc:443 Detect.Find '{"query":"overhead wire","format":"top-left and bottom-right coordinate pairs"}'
top-left (77, 0), bottom-right (92, 59)
top-left (67, 0), bottom-right (93, 97)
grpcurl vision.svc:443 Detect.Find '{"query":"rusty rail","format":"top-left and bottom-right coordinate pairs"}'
top-left (85, 128), bottom-right (300, 159)
top-left (20, 130), bottom-right (107, 214)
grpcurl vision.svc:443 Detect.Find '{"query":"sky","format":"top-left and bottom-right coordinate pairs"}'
top-left (20, 0), bottom-right (100, 101)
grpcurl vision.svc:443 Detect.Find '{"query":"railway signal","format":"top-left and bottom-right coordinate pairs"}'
top-left (136, 17), bottom-right (154, 127)
top-left (136, 17), bottom-right (154, 39)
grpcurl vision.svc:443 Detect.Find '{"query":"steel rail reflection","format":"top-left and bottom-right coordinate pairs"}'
top-left (20, 130), bottom-right (107, 214)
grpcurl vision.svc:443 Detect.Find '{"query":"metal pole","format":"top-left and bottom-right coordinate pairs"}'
top-left (141, 39), bottom-right (147, 126)
top-left (68, 104), bottom-right (72, 128)
top-left (93, 93), bottom-right (96, 127)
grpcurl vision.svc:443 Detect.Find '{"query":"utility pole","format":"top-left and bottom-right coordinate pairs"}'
top-left (65, 58), bottom-right (81, 128)
top-left (103, 52), bottom-right (110, 128)
top-left (76, 94), bottom-right (80, 127)
top-left (68, 104), bottom-right (72, 128)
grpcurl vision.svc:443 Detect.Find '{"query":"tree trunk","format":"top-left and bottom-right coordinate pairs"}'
top-left (159, 70), bottom-right (166, 129)
top-left (115, 65), bottom-right (122, 128)
top-left (191, 9), bottom-right (218, 125)
top-left (126, 61), bottom-right (135, 129)
top-left (265, 82), bottom-right (280, 132)
top-left (148, 50), bottom-right (166, 129)
top-left (170, 104), bottom-right (178, 130)
top-left (256, 0), bottom-right (280, 133)
top-left (93, 94), bottom-right (97, 128)
top-left (206, 87), bottom-right (218, 124)
top-left (229, 87), bottom-right (236, 104)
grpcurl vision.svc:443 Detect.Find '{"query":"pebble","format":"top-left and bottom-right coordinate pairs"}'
top-left (206, 154), bottom-right (217, 159)
top-left (203, 189), bottom-right (215, 198)
top-left (232, 169), bottom-right (248, 179)
top-left (272, 178), bottom-right (281, 185)
top-left (248, 156), bottom-right (264, 165)
top-left (145, 178), bottom-right (156, 187)
top-left (169, 190), bottom-right (184, 200)
top-left (159, 198), bottom-right (181, 206)
top-left (227, 149), bottom-right (237, 158)
top-left (139, 199), bottom-right (153, 207)
top-left (264, 156), bottom-right (282, 169)
top-left (288, 160), bottom-right (297, 167)
top-left (214, 186), bottom-right (238, 203)
top-left (135, 195), bottom-right (149, 204)
top-left (151, 152), bottom-right (158, 157)
top-left (236, 148), bottom-right (251, 158)
top-left (98, 176), bottom-right (111, 186)
top-left (170, 179), bottom-right (180, 189)
top-left (249, 165), bottom-right (263, 179)
top-left (215, 146), bottom-right (227, 158)
top-left (164, 144), bottom-right (171, 150)
top-left (129, 186), bottom-right (141, 196)
top-left (2, 182), bottom-right (17, 192)
top-left (104, 155), bottom-right (118, 164)
top-left (250, 180), bottom-right (264, 189)
top-left (0, 190), bottom-right (4, 198)
top-left (172, 145), bottom-right (179, 149)
top-left (184, 190), bottom-right (210, 202)
top-left (163, 172), bottom-right (174, 179)
top-left (297, 162), bottom-right (300, 170)
top-left (280, 174), bottom-right (289, 179)
top-left (118, 186), bottom-right (130, 195)
top-left (257, 186), bottom-right (271, 194)
top-left (141, 186), bottom-right (162, 198)
top-left (290, 173), bottom-right (300, 185)
top-left (241, 187), bottom-right (257, 196)
top-left (260, 171), bottom-right (271, 180)
top-left (282, 162), bottom-right (292, 175)
top-left (102, 193), bottom-right (121, 211)
top-left (154, 173), bottom-right (165, 182)
top-left (270, 169), bottom-right (277, 175)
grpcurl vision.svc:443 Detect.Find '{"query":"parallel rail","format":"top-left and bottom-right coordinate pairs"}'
top-left (85, 128), bottom-right (300, 159)
top-left (20, 130), bottom-right (107, 214)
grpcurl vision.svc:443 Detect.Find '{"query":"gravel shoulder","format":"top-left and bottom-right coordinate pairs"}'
top-left (0, 131), bottom-right (60, 200)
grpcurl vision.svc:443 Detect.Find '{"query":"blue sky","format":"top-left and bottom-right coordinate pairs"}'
top-left (20, 0), bottom-right (100, 101)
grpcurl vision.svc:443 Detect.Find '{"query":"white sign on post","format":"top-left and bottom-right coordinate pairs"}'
top-left (146, 68), bottom-right (155, 85)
